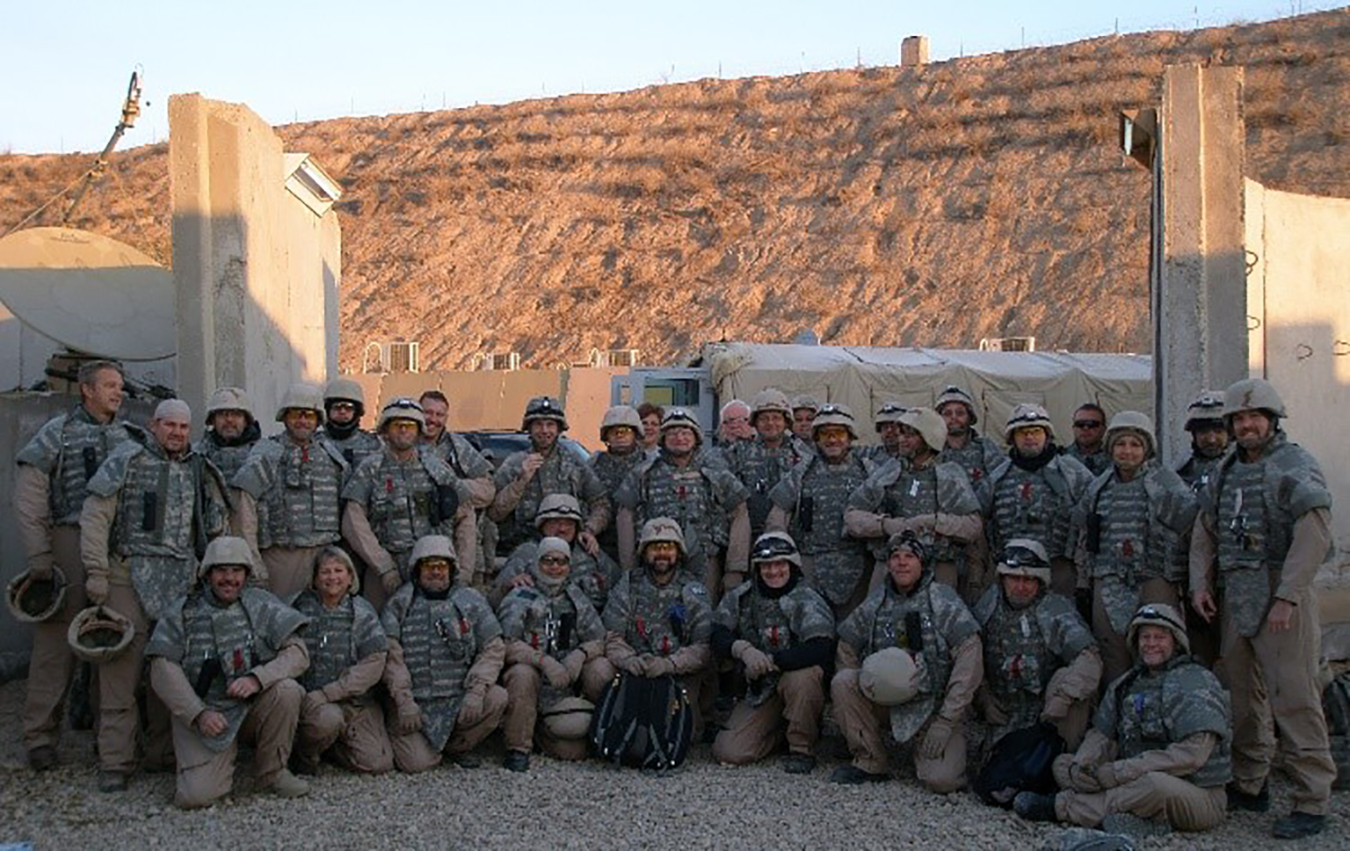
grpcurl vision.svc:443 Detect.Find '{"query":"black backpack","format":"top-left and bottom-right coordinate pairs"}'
top-left (973, 721), bottom-right (1066, 807)
top-left (589, 672), bottom-right (694, 771)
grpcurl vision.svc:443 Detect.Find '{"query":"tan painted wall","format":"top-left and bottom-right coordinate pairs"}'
top-left (1245, 179), bottom-right (1350, 556)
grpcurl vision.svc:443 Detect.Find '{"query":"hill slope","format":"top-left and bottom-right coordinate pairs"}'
top-left (4, 10), bottom-right (1350, 371)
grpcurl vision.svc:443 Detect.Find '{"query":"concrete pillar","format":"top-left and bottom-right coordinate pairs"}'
top-left (901, 36), bottom-right (929, 68)
top-left (1152, 65), bottom-right (1246, 464)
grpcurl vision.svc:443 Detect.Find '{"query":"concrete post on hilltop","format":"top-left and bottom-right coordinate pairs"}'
top-left (901, 36), bottom-right (929, 68)
top-left (169, 93), bottom-right (341, 434)
top-left (1150, 65), bottom-right (1247, 465)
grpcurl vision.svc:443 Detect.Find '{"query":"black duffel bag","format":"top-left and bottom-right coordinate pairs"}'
top-left (589, 672), bottom-right (694, 771)
top-left (974, 721), bottom-right (1066, 807)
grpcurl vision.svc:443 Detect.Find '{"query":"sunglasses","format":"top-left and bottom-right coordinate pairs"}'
top-left (539, 555), bottom-right (570, 566)
top-left (752, 537), bottom-right (797, 561)
top-left (1073, 419), bottom-right (1104, 429)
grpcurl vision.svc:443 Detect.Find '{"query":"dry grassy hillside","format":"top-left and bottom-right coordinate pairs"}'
top-left (3, 10), bottom-right (1350, 371)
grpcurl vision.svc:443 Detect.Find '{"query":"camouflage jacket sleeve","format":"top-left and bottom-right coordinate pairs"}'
top-left (230, 440), bottom-right (280, 499)
top-left (836, 589), bottom-right (881, 662)
top-left (713, 584), bottom-right (747, 634)
top-left (575, 594), bottom-right (606, 645)
top-left (380, 585), bottom-right (415, 641)
top-left (1038, 592), bottom-right (1096, 661)
top-left (767, 459), bottom-right (808, 511)
top-left (496, 588), bottom-right (537, 639)
top-left (340, 454), bottom-right (380, 504)
top-left (491, 543), bottom-right (538, 607)
top-left (488, 452), bottom-right (530, 521)
top-left (1147, 465), bottom-right (1199, 534)
top-left (450, 433), bottom-right (495, 480)
top-left (936, 462), bottom-right (982, 517)
top-left (786, 585), bottom-right (836, 642)
top-left (601, 575), bottom-right (632, 636)
top-left (85, 440), bottom-right (141, 498)
top-left (14, 414), bottom-right (67, 473)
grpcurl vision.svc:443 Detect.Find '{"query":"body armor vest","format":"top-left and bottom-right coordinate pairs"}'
top-left (790, 456), bottom-right (871, 606)
top-left (941, 433), bottom-right (998, 486)
top-left (1177, 453), bottom-right (1222, 494)
top-left (862, 575), bottom-right (955, 744)
top-left (182, 593), bottom-right (259, 750)
top-left (197, 439), bottom-right (255, 484)
top-left (639, 461), bottom-right (723, 563)
top-left (325, 429), bottom-right (383, 472)
top-left (292, 591), bottom-right (385, 695)
top-left (362, 453), bottom-right (447, 554)
top-left (729, 437), bottom-right (809, 535)
top-left (255, 438), bottom-right (344, 549)
top-left (113, 446), bottom-right (198, 560)
top-left (501, 448), bottom-right (589, 551)
top-left (991, 464), bottom-right (1062, 556)
top-left (1112, 658), bottom-right (1231, 788)
top-left (22, 407), bottom-right (139, 524)
top-left (1214, 458), bottom-right (1272, 637)
top-left (881, 462), bottom-right (959, 562)
top-left (617, 574), bottom-right (700, 657)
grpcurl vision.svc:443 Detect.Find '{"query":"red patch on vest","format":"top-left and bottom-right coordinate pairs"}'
top-left (1020, 483), bottom-right (1033, 500)
top-left (770, 625), bottom-right (781, 648)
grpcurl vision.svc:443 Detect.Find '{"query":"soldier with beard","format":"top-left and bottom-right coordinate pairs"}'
top-left (712, 532), bottom-right (834, 772)
top-left (489, 396), bottom-right (609, 557)
top-left (589, 405), bottom-right (647, 564)
top-left (1176, 391), bottom-right (1228, 494)
top-left (766, 403), bottom-right (876, 618)
top-left (935, 386), bottom-right (1003, 489)
top-left (320, 378), bottom-right (382, 472)
top-left (381, 535), bottom-right (508, 772)
top-left (195, 387), bottom-right (260, 482)
top-left (498, 538), bottom-right (609, 770)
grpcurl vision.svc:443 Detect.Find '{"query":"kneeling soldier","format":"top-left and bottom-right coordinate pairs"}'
top-left (146, 537), bottom-right (311, 808)
top-left (381, 535), bottom-right (507, 772)
top-left (712, 532), bottom-right (834, 773)
top-left (831, 531), bottom-right (983, 792)
top-left (289, 547), bottom-right (393, 774)
top-left (1014, 603), bottom-right (1230, 836)
top-left (499, 537), bottom-right (608, 770)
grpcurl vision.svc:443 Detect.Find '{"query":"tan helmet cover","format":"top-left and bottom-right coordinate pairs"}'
top-left (660, 407), bottom-right (704, 446)
top-left (7, 567), bottom-right (67, 623)
top-left (751, 531), bottom-right (802, 568)
top-left (899, 407), bottom-right (948, 454)
top-left (638, 517), bottom-right (687, 556)
top-left (1104, 410), bottom-right (1156, 458)
top-left (535, 493), bottom-right (584, 529)
top-left (410, 534), bottom-right (458, 570)
top-left (934, 385), bottom-right (978, 426)
top-left (600, 404), bottom-right (643, 440)
top-left (791, 395), bottom-right (822, 414)
top-left (377, 397), bottom-right (426, 433)
top-left (811, 402), bottom-right (858, 440)
top-left (1184, 390), bottom-right (1226, 430)
top-left (205, 386), bottom-right (255, 423)
top-left (996, 538), bottom-right (1053, 584)
top-left (873, 400), bottom-right (908, 429)
top-left (275, 382), bottom-right (326, 424)
top-left (198, 536), bottom-right (256, 580)
top-left (750, 388), bottom-right (793, 424)
top-left (1223, 378), bottom-right (1287, 420)
top-left (540, 696), bottom-right (595, 739)
top-left (1126, 602), bottom-right (1191, 657)
top-left (323, 377), bottom-right (366, 405)
top-left (859, 647), bottom-right (921, 706)
top-left (522, 396), bottom-right (568, 432)
top-left (1004, 403), bottom-right (1057, 442)
top-left (67, 605), bottom-right (136, 664)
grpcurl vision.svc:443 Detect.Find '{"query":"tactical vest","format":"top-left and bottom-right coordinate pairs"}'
top-left (881, 462), bottom-right (959, 562)
top-left (503, 584), bottom-right (601, 658)
top-left (257, 439), bottom-right (344, 549)
top-left (182, 592), bottom-right (259, 750)
top-left (362, 453), bottom-right (445, 554)
top-left (1177, 453), bottom-right (1222, 494)
top-left (617, 574), bottom-right (700, 657)
top-left (1214, 458), bottom-right (1272, 636)
top-left (397, 592), bottom-right (479, 703)
top-left (592, 451), bottom-right (641, 499)
top-left (983, 597), bottom-right (1051, 701)
top-left (1113, 659), bottom-right (1231, 787)
top-left (26, 407), bottom-right (139, 524)
top-left (326, 429), bottom-right (383, 472)
top-left (639, 461), bottom-right (723, 561)
top-left (502, 448), bottom-right (588, 550)
top-left (792, 455), bottom-right (870, 556)
top-left (990, 464), bottom-right (1062, 556)
top-left (1090, 477), bottom-right (1150, 581)
top-left (293, 593), bottom-right (362, 692)
top-left (113, 447), bottom-right (198, 560)
top-left (941, 433), bottom-right (997, 486)
top-left (198, 440), bottom-right (255, 484)
top-left (730, 437), bottom-right (809, 534)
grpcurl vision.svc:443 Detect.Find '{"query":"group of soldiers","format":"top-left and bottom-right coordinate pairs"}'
top-left (6, 361), bottom-right (1336, 840)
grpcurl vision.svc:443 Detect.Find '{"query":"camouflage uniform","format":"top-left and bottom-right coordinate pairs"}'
top-left (380, 582), bottom-right (508, 772)
top-left (1191, 429), bottom-right (1336, 817)
top-left (722, 433), bottom-right (815, 538)
top-left (499, 581), bottom-right (607, 759)
top-left (321, 428), bottom-right (383, 474)
top-left (195, 425), bottom-right (260, 483)
top-left (341, 446), bottom-right (476, 602)
top-left (289, 589), bottom-right (392, 773)
top-left (767, 451), bottom-right (875, 616)
top-left (845, 457), bottom-right (983, 592)
top-left (711, 576), bottom-right (835, 764)
top-left (590, 448), bottom-right (645, 564)
top-left (147, 583), bottom-right (310, 809)
top-left (833, 570), bottom-right (983, 791)
top-left (231, 434), bottom-right (349, 598)
top-left (982, 452), bottom-right (1093, 598)
top-left (14, 404), bottom-right (143, 756)
top-left (1051, 654), bottom-right (1231, 831)
top-left (940, 431), bottom-right (1004, 490)
top-left (79, 437), bottom-right (230, 774)
top-left (492, 539), bottom-right (621, 613)
top-left (1063, 442), bottom-right (1110, 478)
top-left (426, 431), bottom-right (497, 579)
top-left (490, 446), bottom-right (609, 554)
top-left (1073, 460), bottom-right (1197, 685)
top-left (973, 584), bottom-right (1099, 748)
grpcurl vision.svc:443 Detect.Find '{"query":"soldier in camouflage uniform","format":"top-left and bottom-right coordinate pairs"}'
top-left (231, 382), bottom-right (349, 598)
top-left (1061, 403), bottom-right (1110, 478)
top-left (589, 405), bottom-right (647, 564)
top-left (935, 386), bottom-right (1003, 488)
top-left (982, 403), bottom-right (1093, 601)
top-left (499, 537), bottom-right (609, 770)
top-left (722, 388), bottom-right (814, 539)
top-left (342, 398), bottom-right (475, 607)
top-left (598, 519), bottom-right (714, 735)
top-left (711, 532), bottom-right (834, 772)
top-left (831, 531), bottom-right (983, 791)
top-left (194, 386), bottom-right (260, 483)
top-left (419, 390), bottom-right (497, 582)
top-left (79, 399), bottom-right (230, 790)
top-left (489, 396), bottom-right (609, 557)
top-left (861, 401), bottom-right (907, 466)
top-left (319, 377), bottom-right (383, 472)
top-left (614, 408), bottom-right (750, 601)
top-left (14, 359), bottom-right (144, 771)
top-left (1189, 378), bottom-right (1335, 839)
top-left (1014, 603), bottom-right (1230, 835)
top-left (491, 494), bottom-right (620, 612)
top-left (973, 539), bottom-right (1101, 749)
top-left (1174, 390), bottom-right (1227, 667)
top-left (845, 407), bottom-right (982, 595)
top-left (146, 536), bottom-right (312, 808)
top-left (381, 535), bottom-right (508, 772)
top-left (766, 403), bottom-right (876, 618)
top-left (791, 395), bottom-right (821, 442)
top-left (289, 546), bottom-right (392, 774)
top-left (1071, 412), bottom-right (1197, 686)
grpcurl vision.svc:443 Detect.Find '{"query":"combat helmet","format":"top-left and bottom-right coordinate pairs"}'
top-left (791, 395), bottom-right (822, 415)
top-left (660, 407), bottom-right (704, 446)
top-left (1222, 378), bottom-right (1287, 421)
top-left (874, 400), bottom-right (908, 430)
top-left (860, 647), bottom-right (921, 706)
top-left (275, 382), bottom-right (326, 424)
top-left (522, 396), bottom-right (568, 432)
top-left (996, 539), bottom-right (1052, 585)
top-left (750, 531), bottom-right (802, 568)
top-left (1184, 390), bottom-right (1226, 431)
top-left (749, 388), bottom-right (793, 425)
top-left (1125, 602), bottom-right (1191, 656)
top-left (198, 536), bottom-right (256, 580)
top-left (205, 386), bottom-right (255, 426)
top-left (599, 405), bottom-right (643, 441)
top-left (6, 568), bottom-right (67, 623)
top-left (534, 493), bottom-right (584, 530)
top-left (935, 385), bottom-right (979, 426)
top-left (899, 407), bottom-right (948, 454)
top-left (1004, 403), bottom-right (1057, 442)
top-left (811, 402), bottom-right (858, 440)
top-left (67, 605), bottom-right (136, 664)
top-left (410, 534), bottom-right (459, 575)
top-left (377, 397), bottom-right (426, 433)
top-left (323, 377), bottom-right (367, 419)
top-left (638, 517), bottom-right (687, 557)
top-left (1104, 411), bottom-right (1156, 458)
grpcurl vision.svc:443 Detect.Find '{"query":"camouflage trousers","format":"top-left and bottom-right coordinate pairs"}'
top-left (831, 667), bottom-right (967, 793)
top-left (23, 527), bottom-right (85, 752)
top-left (295, 698), bottom-right (393, 774)
top-left (502, 661), bottom-right (609, 759)
top-left (171, 678), bottom-right (303, 809)
top-left (389, 685), bottom-right (509, 773)
top-left (1052, 757), bottom-right (1226, 831)
top-left (712, 666), bottom-right (826, 764)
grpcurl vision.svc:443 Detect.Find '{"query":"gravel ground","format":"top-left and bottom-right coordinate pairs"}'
top-left (1, 678), bottom-right (1344, 850)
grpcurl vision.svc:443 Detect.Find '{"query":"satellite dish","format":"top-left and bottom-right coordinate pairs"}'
top-left (0, 227), bottom-right (174, 361)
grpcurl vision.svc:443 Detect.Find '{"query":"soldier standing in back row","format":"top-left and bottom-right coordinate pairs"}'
top-left (79, 399), bottom-right (230, 790)
top-left (194, 387), bottom-right (261, 483)
top-left (1061, 403), bottom-right (1110, 477)
top-left (419, 389), bottom-right (497, 584)
top-left (1174, 390), bottom-right (1228, 666)
top-left (589, 405), bottom-right (647, 565)
top-left (14, 359), bottom-right (143, 771)
top-left (935, 386), bottom-right (1003, 488)
top-left (1190, 378), bottom-right (1336, 839)
top-left (320, 378), bottom-right (383, 472)
top-left (231, 382), bottom-right (349, 597)
top-left (791, 395), bottom-right (821, 442)
top-left (723, 389), bottom-right (814, 539)
top-left (861, 401), bottom-right (907, 466)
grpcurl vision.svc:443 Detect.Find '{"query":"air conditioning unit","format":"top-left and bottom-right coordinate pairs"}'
top-left (979, 336), bottom-right (1036, 353)
top-left (488, 352), bottom-right (521, 371)
top-left (607, 348), bottom-right (639, 367)
top-left (361, 341), bottom-right (420, 374)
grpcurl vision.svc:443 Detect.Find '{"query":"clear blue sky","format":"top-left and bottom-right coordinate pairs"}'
top-left (0, 1), bottom-right (1326, 154)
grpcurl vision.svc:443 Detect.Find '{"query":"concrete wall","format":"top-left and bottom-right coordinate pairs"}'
top-left (170, 94), bottom-right (338, 435)
top-left (1245, 179), bottom-right (1350, 556)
